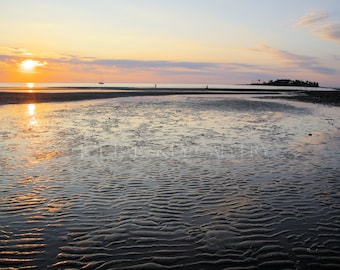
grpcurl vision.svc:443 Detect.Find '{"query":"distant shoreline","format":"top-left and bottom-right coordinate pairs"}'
top-left (251, 79), bottom-right (319, 88)
top-left (0, 88), bottom-right (339, 106)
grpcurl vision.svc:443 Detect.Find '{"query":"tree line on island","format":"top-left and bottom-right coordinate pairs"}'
top-left (252, 79), bottom-right (319, 87)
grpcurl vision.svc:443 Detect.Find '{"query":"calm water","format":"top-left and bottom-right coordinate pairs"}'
top-left (0, 95), bottom-right (339, 269)
top-left (0, 82), bottom-right (333, 92)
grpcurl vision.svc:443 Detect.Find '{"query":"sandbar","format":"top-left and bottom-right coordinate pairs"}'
top-left (0, 88), bottom-right (339, 106)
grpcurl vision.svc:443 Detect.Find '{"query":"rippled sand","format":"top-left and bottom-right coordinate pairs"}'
top-left (1, 95), bottom-right (339, 269)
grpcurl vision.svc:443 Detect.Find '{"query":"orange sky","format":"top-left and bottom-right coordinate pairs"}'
top-left (1, 1), bottom-right (339, 86)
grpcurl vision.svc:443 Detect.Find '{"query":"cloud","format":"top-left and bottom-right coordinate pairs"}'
top-left (296, 11), bottom-right (340, 43)
top-left (251, 44), bottom-right (315, 65)
top-left (1, 46), bottom-right (338, 85)
top-left (314, 23), bottom-right (340, 42)
top-left (43, 54), bottom-right (282, 83)
top-left (253, 44), bottom-right (337, 75)
top-left (2, 45), bottom-right (336, 77)
top-left (89, 59), bottom-right (219, 71)
top-left (0, 47), bottom-right (33, 57)
top-left (296, 11), bottom-right (328, 26)
top-left (0, 54), bottom-right (11, 61)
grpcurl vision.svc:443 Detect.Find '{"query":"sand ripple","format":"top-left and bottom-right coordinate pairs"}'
top-left (0, 96), bottom-right (339, 269)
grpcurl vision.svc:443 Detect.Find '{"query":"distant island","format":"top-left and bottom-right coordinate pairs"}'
top-left (252, 79), bottom-right (319, 87)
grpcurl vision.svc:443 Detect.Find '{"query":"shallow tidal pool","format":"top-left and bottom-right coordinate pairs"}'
top-left (0, 95), bottom-right (339, 269)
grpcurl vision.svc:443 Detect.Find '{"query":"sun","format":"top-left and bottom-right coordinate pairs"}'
top-left (19, 59), bottom-right (47, 73)
top-left (20, 60), bottom-right (37, 72)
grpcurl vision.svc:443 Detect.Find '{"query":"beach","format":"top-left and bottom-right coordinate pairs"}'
top-left (2, 0), bottom-right (340, 267)
top-left (0, 92), bottom-right (339, 269)
top-left (0, 87), bottom-right (340, 106)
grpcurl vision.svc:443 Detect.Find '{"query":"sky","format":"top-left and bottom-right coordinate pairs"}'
top-left (0, 0), bottom-right (340, 86)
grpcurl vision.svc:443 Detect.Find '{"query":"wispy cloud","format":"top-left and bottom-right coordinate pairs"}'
top-left (296, 11), bottom-right (340, 43)
top-left (0, 47), bottom-right (33, 57)
top-left (314, 23), bottom-right (340, 42)
top-left (296, 11), bottom-right (328, 26)
top-left (252, 44), bottom-right (337, 75)
top-left (90, 59), bottom-right (219, 71)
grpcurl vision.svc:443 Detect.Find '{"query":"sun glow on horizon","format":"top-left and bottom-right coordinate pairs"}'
top-left (26, 82), bottom-right (34, 88)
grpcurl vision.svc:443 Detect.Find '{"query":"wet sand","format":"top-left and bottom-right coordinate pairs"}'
top-left (0, 94), bottom-right (339, 269)
top-left (271, 90), bottom-right (340, 106)
top-left (0, 88), bottom-right (280, 105)
top-left (0, 91), bottom-right (155, 105)
top-left (0, 88), bottom-right (339, 106)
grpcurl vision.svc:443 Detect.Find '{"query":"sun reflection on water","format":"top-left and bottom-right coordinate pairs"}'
top-left (26, 82), bottom-right (34, 92)
top-left (27, 104), bottom-right (38, 126)
top-left (28, 104), bottom-right (35, 116)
